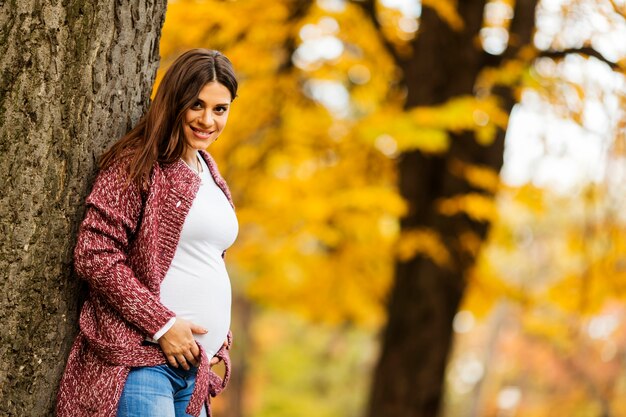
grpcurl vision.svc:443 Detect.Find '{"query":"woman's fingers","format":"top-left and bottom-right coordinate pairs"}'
top-left (184, 349), bottom-right (199, 367)
top-left (158, 318), bottom-right (207, 368)
top-left (190, 341), bottom-right (200, 360)
top-left (167, 355), bottom-right (179, 368)
top-left (176, 354), bottom-right (191, 370)
top-left (189, 322), bottom-right (208, 335)
top-left (165, 349), bottom-right (198, 369)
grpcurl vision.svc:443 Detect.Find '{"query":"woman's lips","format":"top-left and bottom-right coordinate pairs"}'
top-left (190, 126), bottom-right (213, 139)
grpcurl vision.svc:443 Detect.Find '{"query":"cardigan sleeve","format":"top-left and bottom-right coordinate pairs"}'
top-left (74, 159), bottom-right (175, 337)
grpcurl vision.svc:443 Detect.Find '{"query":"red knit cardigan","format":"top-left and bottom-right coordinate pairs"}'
top-left (56, 150), bottom-right (234, 417)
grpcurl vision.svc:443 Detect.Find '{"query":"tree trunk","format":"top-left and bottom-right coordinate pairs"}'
top-left (0, 1), bottom-right (167, 415)
top-left (223, 294), bottom-right (253, 417)
top-left (367, 1), bottom-right (538, 416)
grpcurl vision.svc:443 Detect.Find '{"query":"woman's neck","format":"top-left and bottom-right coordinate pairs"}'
top-left (182, 148), bottom-right (198, 167)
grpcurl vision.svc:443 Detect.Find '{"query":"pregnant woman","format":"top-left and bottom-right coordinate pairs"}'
top-left (57, 49), bottom-right (239, 417)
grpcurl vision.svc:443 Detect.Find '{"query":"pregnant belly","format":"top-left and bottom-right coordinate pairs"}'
top-left (160, 266), bottom-right (232, 358)
top-left (177, 306), bottom-right (231, 358)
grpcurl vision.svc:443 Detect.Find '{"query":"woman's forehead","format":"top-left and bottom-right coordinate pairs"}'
top-left (196, 82), bottom-right (232, 103)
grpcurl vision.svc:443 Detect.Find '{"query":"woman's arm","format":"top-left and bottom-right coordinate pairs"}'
top-left (74, 160), bottom-right (175, 337)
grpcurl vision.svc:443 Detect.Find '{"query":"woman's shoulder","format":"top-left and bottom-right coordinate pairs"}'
top-left (97, 149), bottom-right (164, 190)
top-left (88, 151), bottom-right (150, 204)
top-left (97, 151), bottom-right (133, 179)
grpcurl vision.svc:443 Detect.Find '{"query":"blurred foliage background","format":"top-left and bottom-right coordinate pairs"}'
top-left (156, 0), bottom-right (626, 416)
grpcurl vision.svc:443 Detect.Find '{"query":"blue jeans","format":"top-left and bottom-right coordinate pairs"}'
top-left (117, 364), bottom-right (208, 417)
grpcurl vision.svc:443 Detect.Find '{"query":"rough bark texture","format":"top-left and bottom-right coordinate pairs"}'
top-left (366, 1), bottom-right (538, 417)
top-left (0, 1), bottom-right (167, 415)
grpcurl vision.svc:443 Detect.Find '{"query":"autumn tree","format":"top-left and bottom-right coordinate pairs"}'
top-left (0, 1), bottom-right (167, 415)
top-left (364, 1), bottom-right (625, 416)
top-left (362, 1), bottom-right (537, 416)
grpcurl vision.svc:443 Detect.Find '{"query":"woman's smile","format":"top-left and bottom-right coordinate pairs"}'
top-left (189, 126), bottom-right (215, 139)
top-left (182, 81), bottom-right (232, 164)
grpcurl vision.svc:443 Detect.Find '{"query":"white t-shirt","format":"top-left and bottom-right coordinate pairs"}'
top-left (156, 151), bottom-right (238, 358)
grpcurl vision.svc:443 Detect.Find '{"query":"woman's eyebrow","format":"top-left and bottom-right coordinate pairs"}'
top-left (195, 98), bottom-right (230, 106)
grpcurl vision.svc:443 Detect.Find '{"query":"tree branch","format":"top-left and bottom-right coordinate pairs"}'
top-left (481, 0), bottom-right (539, 73)
top-left (277, 0), bottom-right (314, 73)
top-left (352, 0), bottom-right (403, 64)
top-left (538, 47), bottom-right (620, 70)
top-left (609, 0), bottom-right (626, 21)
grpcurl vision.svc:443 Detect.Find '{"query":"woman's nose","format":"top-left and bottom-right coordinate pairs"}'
top-left (199, 110), bottom-right (214, 127)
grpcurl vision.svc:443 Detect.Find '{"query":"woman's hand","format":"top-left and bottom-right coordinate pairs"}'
top-left (209, 339), bottom-right (229, 366)
top-left (158, 318), bottom-right (207, 370)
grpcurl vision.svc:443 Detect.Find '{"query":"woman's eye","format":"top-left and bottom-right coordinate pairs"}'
top-left (215, 106), bottom-right (228, 114)
top-left (191, 102), bottom-right (203, 109)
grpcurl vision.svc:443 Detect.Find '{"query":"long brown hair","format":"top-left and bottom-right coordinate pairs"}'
top-left (99, 48), bottom-right (238, 188)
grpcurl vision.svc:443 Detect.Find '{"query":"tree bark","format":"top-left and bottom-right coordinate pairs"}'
top-left (0, 1), bottom-right (167, 415)
top-left (367, 1), bottom-right (538, 416)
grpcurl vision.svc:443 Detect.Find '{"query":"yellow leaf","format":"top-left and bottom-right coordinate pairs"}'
top-left (422, 0), bottom-right (465, 31)
top-left (395, 228), bottom-right (451, 267)
top-left (437, 193), bottom-right (497, 222)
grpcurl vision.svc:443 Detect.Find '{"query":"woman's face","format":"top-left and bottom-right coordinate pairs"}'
top-left (182, 81), bottom-right (232, 152)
